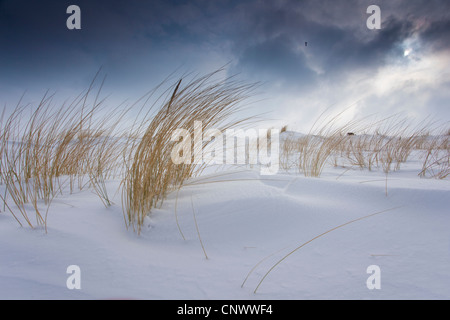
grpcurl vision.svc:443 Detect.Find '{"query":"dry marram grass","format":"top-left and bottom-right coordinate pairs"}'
top-left (1, 70), bottom-right (448, 235)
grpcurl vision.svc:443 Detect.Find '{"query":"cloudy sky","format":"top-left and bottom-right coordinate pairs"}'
top-left (1, 0), bottom-right (449, 131)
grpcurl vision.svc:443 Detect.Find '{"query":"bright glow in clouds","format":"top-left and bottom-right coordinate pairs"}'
top-left (278, 47), bottom-right (450, 132)
top-left (374, 51), bottom-right (450, 95)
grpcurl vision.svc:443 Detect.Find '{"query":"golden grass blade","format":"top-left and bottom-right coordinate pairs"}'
top-left (252, 206), bottom-right (403, 294)
top-left (191, 195), bottom-right (208, 260)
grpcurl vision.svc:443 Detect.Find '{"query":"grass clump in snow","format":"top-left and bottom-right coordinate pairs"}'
top-left (0, 72), bottom-right (130, 230)
top-left (121, 69), bottom-right (258, 234)
top-left (0, 68), bottom-right (259, 234)
top-left (280, 112), bottom-right (448, 179)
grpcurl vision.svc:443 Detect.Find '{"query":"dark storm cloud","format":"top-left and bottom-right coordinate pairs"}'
top-left (234, 35), bottom-right (317, 91)
top-left (419, 18), bottom-right (450, 52)
top-left (221, 0), bottom-right (423, 90)
top-left (1, 0), bottom-right (448, 79)
top-left (0, 0), bottom-right (449, 126)
top-left (0, 0), bottom-right (206, 99)
top-left (318, 16), bottom-right (415, 73)
top-left (0, 1), bottom-right (233, 83)
top-left (229, 0), bottom-right (444, 76)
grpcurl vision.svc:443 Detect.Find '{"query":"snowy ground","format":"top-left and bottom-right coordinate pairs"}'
top-left (0, 144), bottom-right (449, 300)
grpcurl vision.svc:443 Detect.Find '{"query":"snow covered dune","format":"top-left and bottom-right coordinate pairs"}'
top-left (1, 161), bottom-right (448, 299)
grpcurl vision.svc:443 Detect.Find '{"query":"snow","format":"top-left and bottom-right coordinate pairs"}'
top-left (0, 136), bottom-right (449, 300)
